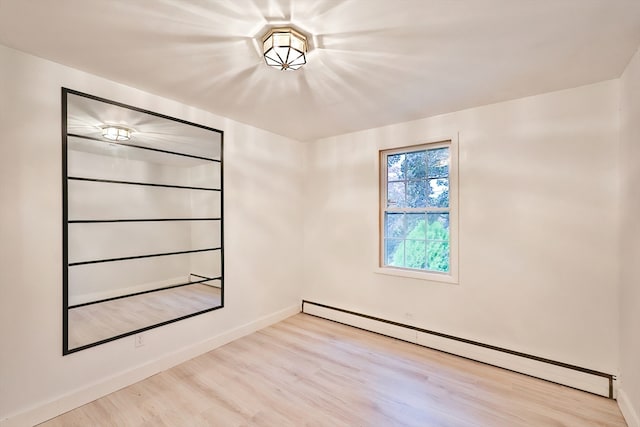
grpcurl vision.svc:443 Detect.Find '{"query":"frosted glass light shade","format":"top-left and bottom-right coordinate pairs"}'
top-left (101, 125), bottom-right (131, 141)
top-left (262, 27), bottom-right (308, 71)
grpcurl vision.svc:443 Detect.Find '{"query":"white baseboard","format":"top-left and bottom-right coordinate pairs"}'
top-left (0, 304), bottom-right (300, 427)
top-left (303, 301), bottom-right (613, 398)
top-left (69, 275), bottom-right (188, 306)
top-left (619, 389), bottom-right (640, 427)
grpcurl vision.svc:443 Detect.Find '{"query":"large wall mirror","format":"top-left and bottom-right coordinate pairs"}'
top-left (62, 88), bottom-right (224, 354)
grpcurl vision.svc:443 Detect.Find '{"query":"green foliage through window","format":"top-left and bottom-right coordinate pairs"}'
top-left (383, 145), bottom-right (451, 273)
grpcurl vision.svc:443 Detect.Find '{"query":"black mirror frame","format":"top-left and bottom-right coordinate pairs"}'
top-left (62, 88), bottom-right (224, 355)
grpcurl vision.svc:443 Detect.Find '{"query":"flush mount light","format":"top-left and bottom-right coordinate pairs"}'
top-left (262, 27), bottom-right (308, 71)
top-left (101, 125), bottom-right (131, 141)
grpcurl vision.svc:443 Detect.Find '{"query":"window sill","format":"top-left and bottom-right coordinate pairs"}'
top-left (374, 267), bottom-right (458, 284)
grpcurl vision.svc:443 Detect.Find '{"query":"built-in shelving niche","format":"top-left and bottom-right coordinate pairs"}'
top-left (62, 88), bottom-right (224, 354)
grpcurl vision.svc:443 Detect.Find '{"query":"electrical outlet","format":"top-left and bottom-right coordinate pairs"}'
top-left (134, 333), bottom-right (145, 348)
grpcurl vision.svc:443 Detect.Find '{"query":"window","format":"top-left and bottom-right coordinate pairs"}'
top-left (379, 139), bottom-right (457, 282)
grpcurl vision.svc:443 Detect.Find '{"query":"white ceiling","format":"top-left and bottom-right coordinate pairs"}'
top-left (67, 91), bottom-right (222, 164)
top-left (1, 0), bottom-right (640, 141)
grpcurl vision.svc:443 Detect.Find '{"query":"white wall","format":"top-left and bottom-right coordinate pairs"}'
top-left (0, 45), bottom-right (303, 425)
top-left (190, 162), bottom-right (223, 281)
top-left (67, 150), bottom-right (193, 303)
top-left (619, 46), bottom-right (640, 427)
top-left (303, 80), bottom-right (620, 376)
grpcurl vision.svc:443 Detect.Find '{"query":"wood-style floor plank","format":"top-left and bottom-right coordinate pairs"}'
top-left (44, 313), bottom-right (626, 426)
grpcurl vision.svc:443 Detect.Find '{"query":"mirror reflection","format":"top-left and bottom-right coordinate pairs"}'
top-left (63, 89), bottom-right (224, 354)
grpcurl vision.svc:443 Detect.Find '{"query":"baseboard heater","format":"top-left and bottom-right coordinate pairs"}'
top-left (301, 300), bottom-right (615, 399)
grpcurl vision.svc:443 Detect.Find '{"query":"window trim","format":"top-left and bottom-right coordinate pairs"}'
top-left (376, 135), bottom-right (459, 284)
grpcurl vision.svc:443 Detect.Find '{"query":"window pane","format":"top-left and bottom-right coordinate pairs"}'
top-left (427, 241), bottom-right (450, 272)
top-left (387, 182), bottom-right (406, 208)
top-left (427, 178), bottom-right (449, 207)
top-left (406, 213), bottom-right (426, 239)
top-left (404, 240), bottom-right (426, 269)
top-left (427, 213), bottom-right (449, 240)
top-left (405, 151), bottom-right (426, 179)
top-left (382, 143), bottom-right (454, 275)
top-left (387, 154), bottom-right (405, 181)
top-left (385, 213), bottom-right (404, 239)
top-left (428, 148), bottom-right (449, 178)
top-left (385, 239), bottom-right (404, 267)
top-left (407, 180), bottom-right (427, 208)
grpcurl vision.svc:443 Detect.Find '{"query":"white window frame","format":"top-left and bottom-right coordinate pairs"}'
top-left (376, 135), bottom-right (459, 284)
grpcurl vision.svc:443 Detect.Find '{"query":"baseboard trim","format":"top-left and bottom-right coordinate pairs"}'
top-left (619, 389), bottom-right (640, 427)
top-left (302, 300), bottom-right (614, 398)
top-left (0, 304), bottom-right (300, 427)
top-left (69, 275), bottom-right (186, 306)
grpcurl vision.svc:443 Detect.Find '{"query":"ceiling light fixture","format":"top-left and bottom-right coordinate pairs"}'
top-left (262, 27), bottom-right (308, 71)
top-left (101, 125), bottom-right (131, 141)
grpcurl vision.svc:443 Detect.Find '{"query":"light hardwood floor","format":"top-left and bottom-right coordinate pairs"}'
top-left (68, 284), bottom-right (221, 349)
top-left (46, 313), bottom-right (626, 426)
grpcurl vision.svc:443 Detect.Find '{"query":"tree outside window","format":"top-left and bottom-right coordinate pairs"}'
top-left (382, 144), bottom-right (451, 273)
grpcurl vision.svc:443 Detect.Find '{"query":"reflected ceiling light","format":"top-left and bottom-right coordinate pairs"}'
top-left (262, 27), bottom-right (308, 71)
top-left (101, 125), bottom-right (131, 141)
